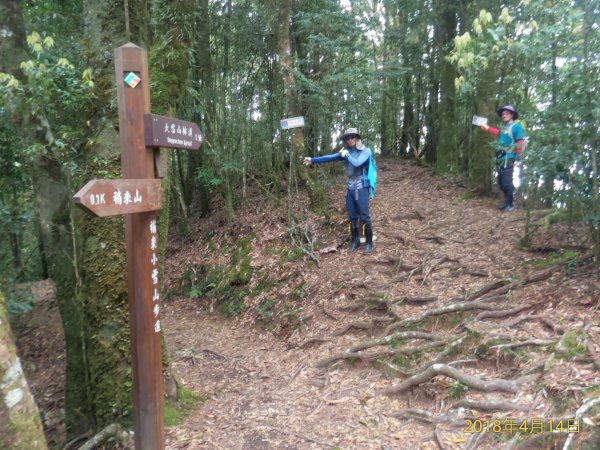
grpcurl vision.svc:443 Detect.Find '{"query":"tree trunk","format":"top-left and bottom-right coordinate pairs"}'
top-left (32, 156), bottom-right (94, 435)
top-left (276, 0), bottom-right (327, 214)
top-left (434, 0), bottom-right (458, 173)
top-left (0, 0), bottom-right (27, 78)
top-left (0, 291), bottom-right (47, 450)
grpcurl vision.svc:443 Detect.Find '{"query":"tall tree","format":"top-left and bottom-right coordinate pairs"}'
top-left (277, 0), bottom-right (327, 213)
top-left (434, 0), bottom-right (459, 172)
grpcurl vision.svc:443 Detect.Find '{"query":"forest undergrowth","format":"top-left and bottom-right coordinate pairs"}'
top-left (17, 158), bottom-right (600, 449)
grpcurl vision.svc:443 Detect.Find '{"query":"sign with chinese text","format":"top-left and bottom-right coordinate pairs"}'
top-left (144, 114), bottom-right (203, 150)
top-left (280, 116), bottom-right (305, 130)
top-left (73, 179), bottom-right (162, 217)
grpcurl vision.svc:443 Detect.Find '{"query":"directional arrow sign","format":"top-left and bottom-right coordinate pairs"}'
top-left (73, 179), bottom-right (162, 217)
top-left (144, 113), bottom-right (203, 150)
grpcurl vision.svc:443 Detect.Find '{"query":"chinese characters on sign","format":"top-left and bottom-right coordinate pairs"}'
top-left (149, 218), bottom-right (160, 333)
top-left (144, 114), bottom-right (203, 150)
top-left (73, 179), bottom-right (162, 218)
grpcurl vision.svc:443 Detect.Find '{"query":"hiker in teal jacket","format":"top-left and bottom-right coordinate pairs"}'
top-left (303, 128), bottom-right (374, 254)
top-left (480, 105), bottom-right (525, 212)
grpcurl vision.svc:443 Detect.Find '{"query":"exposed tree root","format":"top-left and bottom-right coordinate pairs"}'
top-left (488, 339), bottom-right (556, 352)
top-left (397, 295), bottom-right (439, 305)
top-left (383, 298), bottom-right (504, 336)
top-left (79, 424), bottom-right (130, 450)
top-left (418, 235), bottom-right (445, 244)
top-left (422, 256), bottom-right (456, 285)
top-left (314, 340), bottom-right (447, 369)
top-left (433, 425), bottom-right (446, 450)
top-left (585, 337), bottom-right (600, 371)
top-left (382, 363), bottom-right (519, 395)
top-left (451, 399), bottom-right (531, 412)
top-left (332, 318), bottom-right (393, 336)
top-left (409, 333), bottom-right (470, 375)
top-left (471, 268), bottom-right (557, 304)
top-left (314, 348), bottom-right (406, 368)
top-left (499, 313), bottom-right (565, 334)
top-left (465, 279), bottom-right (511, 301)
top-left (475, 304), bottom-right (534, 320)
top-left (349, 331), bottom-right (451, 352)
top-left (289, 337), bottom-right (330, 350)
top-left (563, 395), bottom-right (600, 450)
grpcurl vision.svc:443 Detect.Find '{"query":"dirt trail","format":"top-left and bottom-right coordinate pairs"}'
top-left (14, 159), bottom-right (598, 449)
top-left (162, 159), bottom-right (599, 449)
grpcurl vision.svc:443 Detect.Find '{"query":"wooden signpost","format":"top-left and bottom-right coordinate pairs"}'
top-left (73, 43), bottom-right (202, 450)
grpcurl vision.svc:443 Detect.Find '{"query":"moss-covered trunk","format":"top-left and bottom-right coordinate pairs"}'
top-left (434, 0), bottom-right (458, 173)
top-left (31, 156), bottom-right (93, 435)
top-left (0, 291), bottom-right (47, 450)
top-left (469, 65), bottom-right (495, 196)
top-left (277, 0), bottom-right (327, 214)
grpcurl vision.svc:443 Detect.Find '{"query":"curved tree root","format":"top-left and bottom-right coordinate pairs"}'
top-left (79, 424), bottom-right (130, 450)
top-left (382, 363), bottom-right (519, 395)
top-left (383, 298), bottom-right (504, 336)
top-left (475, 304), bottom-right (534, 320)
top-left (349, 331), bottom-right (452, 353)
top-left (314, 340), bottom-right (447, 369)
top-left (332, 318), bottom-right (393, 336)
top-left (499, 314), bottom-right (565, 334)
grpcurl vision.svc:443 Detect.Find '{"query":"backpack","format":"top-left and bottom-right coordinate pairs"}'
top-left (506, 120), bottom-right (529, 153)
top-left (367, 154), bottom-right (377, 198)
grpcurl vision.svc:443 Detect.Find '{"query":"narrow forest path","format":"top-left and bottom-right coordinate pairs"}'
top-left (162, 159), bottom-right (600, 450)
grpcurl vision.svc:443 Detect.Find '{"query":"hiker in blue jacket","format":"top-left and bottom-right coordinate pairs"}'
top-left (480, 105), bottom-right (526, 212)
top-left (303, 127), bottom-right (374, 254)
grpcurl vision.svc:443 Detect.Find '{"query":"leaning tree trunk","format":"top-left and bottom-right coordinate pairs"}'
top-left (0, 292), bottom-right (47, 450)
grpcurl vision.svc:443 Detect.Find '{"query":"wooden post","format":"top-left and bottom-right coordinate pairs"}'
top-left (74, 42), bottom-right (202, 449)
top-left (114, 43), bottom-right (164, 450)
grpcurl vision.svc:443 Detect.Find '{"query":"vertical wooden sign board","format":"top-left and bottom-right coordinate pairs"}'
top-left (74, 42), bottom-right (202, 449)
top-left (115, 44), bottom-right (164, 450)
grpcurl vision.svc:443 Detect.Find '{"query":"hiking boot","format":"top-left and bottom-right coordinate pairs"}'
top-left (504, 205), bottom-right (515, 212)
top-left (363, 224), bottom-right (373, 254)
top-left (348, 224), bottom-right (361, 253)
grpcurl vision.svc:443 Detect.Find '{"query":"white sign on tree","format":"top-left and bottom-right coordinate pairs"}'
top-left (280, 116), bottom-right (305, 129)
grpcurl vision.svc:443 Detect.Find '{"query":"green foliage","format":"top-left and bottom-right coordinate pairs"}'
top-left (526, 250), bottom-right (579, 269)
top-left (164, 387), bottom-right (206, 427)
top-left (450, 381), bottom-right (468, 399)
top-left (557, 331), bottom-right (586, 358)
top-left (3, 284), bottom-right (34, 317)
top-left (188, 236), bottom-right (254, 315)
